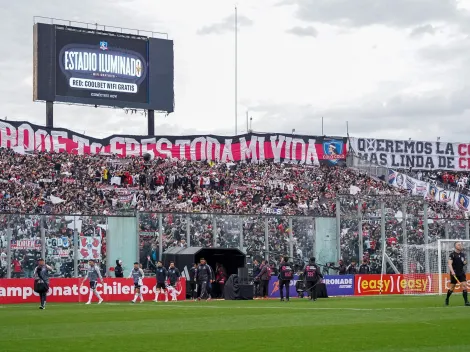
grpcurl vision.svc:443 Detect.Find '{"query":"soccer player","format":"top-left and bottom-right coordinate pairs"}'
top-left (445, 242), bottom-right (470, 306)
top-left (278, 257), bottom-right (294, 302)
top-left (167, 261), bottom-right (180, 286)
top-left (149, 260), bottom-right (168, 302)
top-left (167, 261), bottom-right (180, 301)
top-left (129, 262), bottom-right (145, 303)
top-left (80, 259), bottom-right (104, 305)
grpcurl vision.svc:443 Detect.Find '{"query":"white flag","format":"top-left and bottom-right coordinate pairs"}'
top-left (50, 195), bottom-right (65, 204)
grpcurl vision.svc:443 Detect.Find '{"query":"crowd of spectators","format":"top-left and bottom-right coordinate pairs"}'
top-left (1, 147), bottom-right (469, 277)
top-left (0, 147), bottom-right (401, 217)
top-left (0, 214), bottom-right (107, 278)
top-left (402, 168), bottom-right (470, 195)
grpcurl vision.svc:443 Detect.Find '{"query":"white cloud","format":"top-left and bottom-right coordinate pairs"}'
top-left (410, 24), bottom-right (436, 37)
top-left (285, 0), bottom-right (470, 29)
top-left (286, 26), bottom-right (318, 37)
top-left (197, 14), bottom-right (253, 35)
top-left (0, 0), bottom-right (469, 142)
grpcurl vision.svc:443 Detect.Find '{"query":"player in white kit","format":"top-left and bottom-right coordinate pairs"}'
top-left (129, 262), bottom-right (145, 303)
top-left (80, 259), bottom-right (104, 304)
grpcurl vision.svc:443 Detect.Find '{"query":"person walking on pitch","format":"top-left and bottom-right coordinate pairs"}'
top-left (81, 259), bottom-right (104, 305)
top-left (33, 258), bottom-right (53, 309)
top-left (196, 258), bottom-right (214, 301)
top-left (445, 242), bottom-right (470, 306)
top-left (129, 262), bottom-right (145, 303)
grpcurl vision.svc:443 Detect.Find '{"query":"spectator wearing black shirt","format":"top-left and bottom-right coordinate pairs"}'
top-left (23, 253), bottom-right (36, 278)
top-left (114, 260), bottom-right (123, 278)
top-left (335, 260), bottom-right (347, 275)
top-left (358, 260), bottom-right (371, 274)
top-left (346, 261), bottom-right (358, 275)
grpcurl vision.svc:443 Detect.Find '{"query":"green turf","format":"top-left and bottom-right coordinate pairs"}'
top-left (1, 296), bottom-right (469, 352)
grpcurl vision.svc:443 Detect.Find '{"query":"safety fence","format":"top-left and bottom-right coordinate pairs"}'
top-left (0, 195), bottom-right (469, 280)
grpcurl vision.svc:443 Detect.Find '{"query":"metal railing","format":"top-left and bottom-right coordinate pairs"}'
top-left (33, 16), bottom-right (169, 39)
top-left (1, 197), bottom-right (468, 279)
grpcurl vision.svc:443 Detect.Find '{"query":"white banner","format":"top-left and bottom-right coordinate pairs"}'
top-left (350, 137), bottom-right (470, 171)
top-left (78, 236), bottom-right (102, 260)
top-left (262, 207), bottom-right (283, 215)
top-left (388, 170), bottom-right (470, 214)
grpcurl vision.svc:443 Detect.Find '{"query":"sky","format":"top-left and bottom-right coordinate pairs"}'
top-left (1, 0), bottom-right (470, 142)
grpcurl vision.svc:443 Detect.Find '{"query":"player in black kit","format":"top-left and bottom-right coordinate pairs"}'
top-left (445, 242), bottom-right (470, 306)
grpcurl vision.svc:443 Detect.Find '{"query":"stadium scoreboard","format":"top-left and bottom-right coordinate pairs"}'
top-left (33, 23), bottom-right (174, 112)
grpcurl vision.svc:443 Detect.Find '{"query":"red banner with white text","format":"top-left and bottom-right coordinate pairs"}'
top-left (0, 120), bottom-right (346, 165)
top-left (0, 278), bottom-right (186, 304)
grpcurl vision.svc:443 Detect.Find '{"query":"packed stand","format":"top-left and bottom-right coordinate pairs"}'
top-left (0, 147), bottom-right (398, 217)
top-left (339, 192), bottom-right (468, 274)
top-left (0, 214), bottom-right (107, 278)
top-left (401, 168), bottom-right (470, 195)
top-left (1, 148), bottom-right (469, 275)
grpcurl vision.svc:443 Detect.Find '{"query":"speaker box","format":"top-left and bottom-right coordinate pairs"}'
top-left (238, 267), bottom-right (249, 284)
top-left (238, 284), bottom-right (254, 300)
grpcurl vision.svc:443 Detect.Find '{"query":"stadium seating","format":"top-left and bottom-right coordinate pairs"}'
top-left (0, 148), bottom-right (467, 276)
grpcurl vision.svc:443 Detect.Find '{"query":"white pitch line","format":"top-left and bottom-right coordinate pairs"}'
top-left (87, 303), bottom-right (463, 312)
top-left (164, 305), bottom-right (463, 311)
top-left (423, 322), bottom-right (441, 327)
top-left (0, 303), bottom-right (463, 311)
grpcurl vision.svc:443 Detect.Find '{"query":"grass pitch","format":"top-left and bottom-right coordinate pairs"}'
top-left (1, 296), bottom-right (469, 352)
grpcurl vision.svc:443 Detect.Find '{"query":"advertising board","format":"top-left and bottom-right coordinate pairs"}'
top-left (55, 28), bottom-right (149, 104)
top-left (354, 274), bottom-right (434, 296)
top-left (0, 278), bottom-right (186, 304)
top-left (33, 23), bottom-right (174, 112)
top-left (268, 275), bottom-right (354, 298)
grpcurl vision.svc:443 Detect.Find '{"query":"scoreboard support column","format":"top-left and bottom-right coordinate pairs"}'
top-left (46, 101), bottom-right (54, 128)
top-left (147, 109), bottom-right (155, 136)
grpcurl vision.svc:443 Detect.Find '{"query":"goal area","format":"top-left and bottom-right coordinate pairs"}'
top-left (401, 239), bottom-right (470, 295)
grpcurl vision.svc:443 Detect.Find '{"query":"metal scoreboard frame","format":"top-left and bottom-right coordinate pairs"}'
top-left (32, 17), bottom-right (174, 134)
